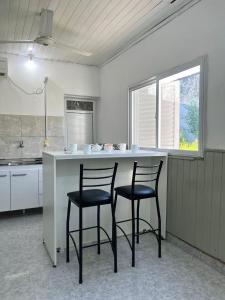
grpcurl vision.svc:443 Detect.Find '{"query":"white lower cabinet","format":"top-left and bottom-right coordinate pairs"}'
top-left (0, 165), bottom-right (42, 212)
top-left (11, 168), bottom-right (39, 210)
top-left (0, 170), bottom-right (10, 212)
top-left (38, 168), bottom-right (43, 206)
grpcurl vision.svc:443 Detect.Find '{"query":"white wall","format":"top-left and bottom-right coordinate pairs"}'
top-left (98, 0), bottom-right (225, 149)
top-left (0, 55), bottom-right (100, 116)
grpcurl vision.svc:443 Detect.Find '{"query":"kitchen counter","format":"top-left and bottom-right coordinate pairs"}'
top-left (42, 150), bottom-right (168, 266)
top-left (43, 149), bottom-right (167, 160)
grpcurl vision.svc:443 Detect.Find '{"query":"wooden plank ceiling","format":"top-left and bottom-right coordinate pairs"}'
top-left (0, 0), bottom-right (195, 66)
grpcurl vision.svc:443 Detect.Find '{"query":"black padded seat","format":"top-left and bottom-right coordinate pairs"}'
top-left (115, 184), bottom-right (156, 200)
top-left (67, 189), bottom-right (111, 207)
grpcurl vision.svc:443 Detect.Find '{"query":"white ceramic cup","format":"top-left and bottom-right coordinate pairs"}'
top-left (91, 144), bottom-right (102, 152)
top-left (118, 143), bottom-right (126, 151)
top-left (104, 144), bottom-right (113, 152)
top-left (71, 144), bottom-right (78, 153)
top-left (84, 144), bottom-right (92, 154)
top-left (131, 144), bottom-right (139, 153)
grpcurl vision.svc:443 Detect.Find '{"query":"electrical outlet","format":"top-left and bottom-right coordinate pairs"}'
top-left (43, 139), bottom-right (49, 147)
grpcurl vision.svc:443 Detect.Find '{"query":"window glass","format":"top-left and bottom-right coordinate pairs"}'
top-left (132, 83), bottom-right (156, 148)
top-left (159, 66), bottom-right (200, 151)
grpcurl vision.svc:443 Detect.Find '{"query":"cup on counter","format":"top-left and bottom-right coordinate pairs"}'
top-left (104, 143), bottom-right (113, 152)
top-left (118, 143), bottom-right (126, 151)
top-left (70, 144), bottom-right (78, 153)
top-left (131, 144), bottom-right (139, 153)
top-left (91, 144), bottom-right (103, 152)
top-left (84, 144), bottom-right (92, 154)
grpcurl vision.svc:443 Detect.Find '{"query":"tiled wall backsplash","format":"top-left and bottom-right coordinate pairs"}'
top-left (0, 115), bottom-right (65, 159)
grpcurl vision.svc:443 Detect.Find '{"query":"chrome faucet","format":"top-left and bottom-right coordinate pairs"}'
top-left (18, 140), bottom-right (24, 148)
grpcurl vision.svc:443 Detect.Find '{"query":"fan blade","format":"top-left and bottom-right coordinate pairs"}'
top-left (54, 41), bottom-right (92, 57)
top-left (0, 40), bottom-right (34, 44)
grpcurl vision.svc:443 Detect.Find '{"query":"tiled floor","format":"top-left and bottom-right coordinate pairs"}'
top-left (0, 212), bottom-right (225, 300)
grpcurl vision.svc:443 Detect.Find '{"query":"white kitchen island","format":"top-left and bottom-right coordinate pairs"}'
top-left (42, 150), bottom-right (168, 266)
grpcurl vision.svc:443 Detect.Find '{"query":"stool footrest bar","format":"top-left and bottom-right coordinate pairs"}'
top-left (69, 225), bottom-right (98, 233)
top-left (82, 240), bottom-right (111, 249)
top-left (69, 225), bottom-right (113, 254)
top-left (117, 217), bottom-right (156, 232)
top-left (116, 217), bottom-right (160, 244)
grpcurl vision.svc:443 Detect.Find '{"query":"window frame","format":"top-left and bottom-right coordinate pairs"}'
top-left (128, 56), bottom-right (207, 157)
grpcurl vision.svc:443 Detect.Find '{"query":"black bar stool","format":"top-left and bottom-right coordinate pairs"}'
top-left (66, 162), bottom-right (118, 284)
top-left (114, 160), bottom-right (163, 267)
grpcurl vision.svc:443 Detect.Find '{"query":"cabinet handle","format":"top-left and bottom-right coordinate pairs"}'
top-left (12, 174), bottom-right (27, 177)
top-left (0, 175), bottom-right (7, 177)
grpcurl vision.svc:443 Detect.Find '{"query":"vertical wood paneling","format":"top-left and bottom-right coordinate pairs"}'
top-left (210, 152), bottom-right (223, 257)
top-left (218, 153), bottom-right (225, 261)
top-left (167, 158), bottom-right (175, 233)
top-left (176, 159), bottom-right (184, 238)
top-left (201, 152), bottom-right (214, 252)
top-left (194, 157), bottom-right (205, 249)
top-left (167, 150), bottom-right (225, 263)
top-left (181, 159), bottom-right (191, 242)
top-left (184, 160), bottom-right (197, 245)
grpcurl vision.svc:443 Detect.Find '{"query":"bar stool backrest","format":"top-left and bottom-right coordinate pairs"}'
top-left (131, 160), bottom-right (163, 194)
top-left (79, 162), bottom-right (118, 200)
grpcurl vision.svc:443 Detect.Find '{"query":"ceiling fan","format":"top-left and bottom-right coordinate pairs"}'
top-left (0, 9), bottom-right (92, 57)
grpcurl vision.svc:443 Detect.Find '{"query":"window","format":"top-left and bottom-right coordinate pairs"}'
top-left (129, 58), bottom-right (205, 156)
top-left (132, 83), bottom-right (156, 148)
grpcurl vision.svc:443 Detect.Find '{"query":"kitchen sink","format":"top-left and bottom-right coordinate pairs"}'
top-left (0, 158), bottom-right (42, 166)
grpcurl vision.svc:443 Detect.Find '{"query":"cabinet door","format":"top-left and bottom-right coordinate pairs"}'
top-left (38, 168), bottom-right (43, 207)
top-left (11, 169), bottom-right (39, 210)
top-left (0, 170), bottom-right (10, 212)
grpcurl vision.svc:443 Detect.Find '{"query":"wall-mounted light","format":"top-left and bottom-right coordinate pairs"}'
top-left (26, 53), bottom-right (36, 70)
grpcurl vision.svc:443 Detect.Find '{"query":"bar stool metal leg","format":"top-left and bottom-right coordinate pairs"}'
top-left (111, 201), bottom-right (117, 273)
top-left (136, 199), bottom-right (140, 244)
top-left (114, 191), bottom-right (118, 272)
top-left (79, 207), bottom-right (83, 284)
top-left (155, 195), bottom-right (161, 258)
top-left (131, 198), bottom-right (135, 267)
top-left (66, 199), bottom-right (71, 263)
top-left (97, 205), bottom-right (100, 254)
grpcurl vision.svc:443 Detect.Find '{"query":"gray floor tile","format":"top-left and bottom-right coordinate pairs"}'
top-left (0, 213), bottom-right (225, 300)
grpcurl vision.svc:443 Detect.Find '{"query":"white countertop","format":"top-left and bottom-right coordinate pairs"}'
top-left (43, 150), bottom-right (167, 160)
